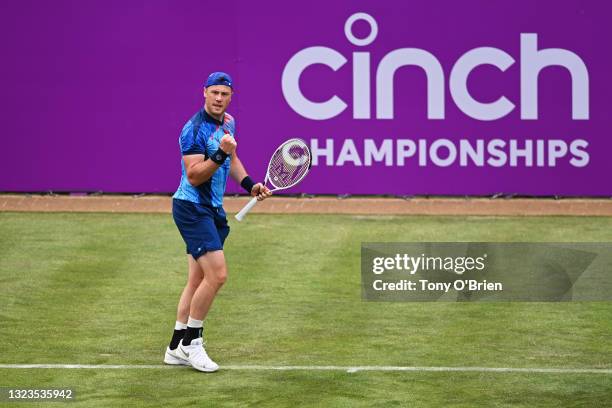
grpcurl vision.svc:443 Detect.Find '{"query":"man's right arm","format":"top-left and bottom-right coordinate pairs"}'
top-left (184, 135), bottom-right (237, 186)
top-left (184, 154), bottom-right (220, 186)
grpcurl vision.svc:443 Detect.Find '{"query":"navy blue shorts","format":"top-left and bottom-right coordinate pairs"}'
top-left (172, 199), bottom-right (230, 259)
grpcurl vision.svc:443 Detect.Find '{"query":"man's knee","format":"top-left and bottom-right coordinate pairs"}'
top-left (197, 250), bottom-right (228, 287)
top-left (211, 266), bottom-right (227, 287)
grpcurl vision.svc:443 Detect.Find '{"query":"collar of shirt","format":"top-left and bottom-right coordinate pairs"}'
top-left (202, 108), bottom-right (224, 126)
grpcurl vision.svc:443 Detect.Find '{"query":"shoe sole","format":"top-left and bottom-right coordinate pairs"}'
top-left (190, 364), bottom-right (219, 373)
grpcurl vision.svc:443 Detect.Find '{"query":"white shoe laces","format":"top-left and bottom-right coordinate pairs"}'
top-left (188, 339), bottom-right (215, 367)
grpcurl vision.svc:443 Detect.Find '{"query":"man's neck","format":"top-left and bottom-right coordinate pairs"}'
top-left (204, 106), bottom-right (223, 122)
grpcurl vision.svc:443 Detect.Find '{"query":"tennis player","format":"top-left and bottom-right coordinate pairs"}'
top-left (164, 72), bottom-right (271, 372)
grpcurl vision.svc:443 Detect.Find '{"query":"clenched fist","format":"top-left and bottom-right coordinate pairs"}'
top-left (220, 134), bottom-right (237, 155)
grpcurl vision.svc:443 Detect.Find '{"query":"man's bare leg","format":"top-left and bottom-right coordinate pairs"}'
top-left (176, 255), bottom-right (205, 323)
top-left (188, 250), bottom-right (228, 321)
top-left (175, 250), bottom-right (227, 372)
top-left (166, 255), bottom-right (204, 352)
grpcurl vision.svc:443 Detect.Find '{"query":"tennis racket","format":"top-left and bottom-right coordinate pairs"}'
top-left (235, 138), bottom-right (312, 221)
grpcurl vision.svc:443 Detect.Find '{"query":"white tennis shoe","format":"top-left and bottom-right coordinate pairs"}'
top-left (176, 338), bottom-right (219, 372)
top-left (163, 346), bottom-right (189, 366)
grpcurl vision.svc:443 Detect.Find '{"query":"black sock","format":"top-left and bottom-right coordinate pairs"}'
top-left (169, 329), bottom-right (186, 350)
top-left (182, 326), bottom-right (203, 346)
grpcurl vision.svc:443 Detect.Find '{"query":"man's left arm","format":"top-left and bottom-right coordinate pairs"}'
top-left (230, 152), bottom-right (272, 201)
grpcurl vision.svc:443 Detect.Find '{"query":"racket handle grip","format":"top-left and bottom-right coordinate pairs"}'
top-left (235, 196), bottom-right (258, 222)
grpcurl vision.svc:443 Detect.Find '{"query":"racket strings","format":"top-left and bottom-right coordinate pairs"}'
top-left (267, 141), bottom-right (311, 189)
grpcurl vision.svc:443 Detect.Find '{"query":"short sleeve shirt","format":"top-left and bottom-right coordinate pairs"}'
top-left (172, 109), bottom-right (236, 208)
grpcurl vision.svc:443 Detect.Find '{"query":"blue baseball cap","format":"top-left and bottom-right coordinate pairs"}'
top-left (205, 72), bottom-right (233, 89)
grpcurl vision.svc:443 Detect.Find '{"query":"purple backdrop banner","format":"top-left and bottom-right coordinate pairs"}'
top-left (1, 1), bottom-right (610, 195)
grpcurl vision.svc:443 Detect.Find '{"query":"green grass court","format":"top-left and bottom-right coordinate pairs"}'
top-left (1, 212), bottom-right (611, 407)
